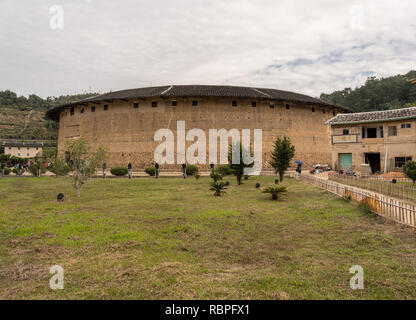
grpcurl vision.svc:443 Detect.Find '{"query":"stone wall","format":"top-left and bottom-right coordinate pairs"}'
top-left (57, 97), bottom-right (340, 170)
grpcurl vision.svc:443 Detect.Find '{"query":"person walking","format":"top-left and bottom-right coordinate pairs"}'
top-left (102, 162), bottom-right (107, 179)
top-left (155, 162), bottom-right (159, 179)
top-left (181, 163), bottom-right (187, 179)
top-left (127, 162), bottom-right (132, 179)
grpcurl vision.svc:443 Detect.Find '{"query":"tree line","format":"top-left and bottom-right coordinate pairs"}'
top-left (320, 70), bottom-right (416, 112)
top-left (0, 90), bottom-right (98, 111)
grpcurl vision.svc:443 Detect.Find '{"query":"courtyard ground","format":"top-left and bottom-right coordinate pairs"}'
top-left (0, 176), bottom-right (415, 299)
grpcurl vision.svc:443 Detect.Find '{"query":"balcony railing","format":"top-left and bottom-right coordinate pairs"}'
top-left (331, 134), bottom-right (360, 144)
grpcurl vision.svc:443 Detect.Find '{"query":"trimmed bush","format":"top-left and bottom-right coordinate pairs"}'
top-left (3, 168), bottom-right (11, 175)
top-left (217, 164), bottom-right (234, 176)
top-left (186, 164), bottom-right (199, 176)
top-left (110, 166), bottom-right (128, 176)
top-left (12, 168), bottom-right (19, 174)
top-left (28, 164), bottom-right (47, 176)
top-left (145, 167), bottom-right (155, 176)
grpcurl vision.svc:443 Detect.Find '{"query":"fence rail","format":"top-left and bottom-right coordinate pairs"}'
top-left (328, 172), bottom-right (416, 203)
top-left (296, 174), bottom-right (416, 228)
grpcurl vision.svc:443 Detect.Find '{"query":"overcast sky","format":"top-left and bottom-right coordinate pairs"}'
top-left (0, 0), bottom-right (415, 98)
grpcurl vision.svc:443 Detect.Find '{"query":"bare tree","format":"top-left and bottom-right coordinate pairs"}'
top-left (66, 139), bottom-right (107, 197)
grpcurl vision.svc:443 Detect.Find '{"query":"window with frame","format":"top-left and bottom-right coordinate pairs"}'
top-left (70, 107), bottom-right (75, 116)
top-left (269, 104), bottom-right (274, 109)
top-left (152, 101), bottom-right (158, 108)
top-left (286, 104), bottom-right (290, 110)
top-left (192, 100), bottom-right (198, 106)
top-left (401, 123), bottom-right (411, 128)
top-left (104, 105), bottom-right (108, 111)
top-left (395, 157), bottom-right (412, 168)
top-left (80, 108), bottom-right (84, 113)
top-left (312, 107), bottom-right (315, 112)
top-left (322, 109), bottom-right (326, 114)
top-left (172, 101), bottom-right (177, 107)
top-left (133, 102), bottom-right (139, 109)
top-left (232, 100), bottom-right (237, 107)
top-left (388, 126), bottom-right (397, 136)
top-left (342, 129), bottom-right (349, 135)
top-left (333, 111), bottom-right (336, 116)
top-left (252, 101), bottom-right (256, 107)
top-left (91, 106), bottom-right (95, 112)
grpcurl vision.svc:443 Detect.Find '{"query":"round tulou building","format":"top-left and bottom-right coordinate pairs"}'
top-left (46, 85), bottom-right (349, 171)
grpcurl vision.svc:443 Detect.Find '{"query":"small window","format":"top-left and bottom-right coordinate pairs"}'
top-left (333, 111), bottom-right (336, 116)
top-left (232, 100), bottom-right (237, 107)
top-left (18, 147), bottom-right (20, 150)
top-left (286, 104), bottom-right (290, 110)
top-left (27, 153), bottom-right (29, 157)
top-left (322, 109), bottom-right (326, 114)
top-left (80, 108), bottom-right (84, 114)
top-left (252, 101), bottom-right (256, 107)
top-left (8, 147), bottom-right (11, 150)
top-left (36, 147), bottom-right (38, 150)
top-left (269, 104), bottom-right (274, 109)
top-left (380, 126), bottom-right (384, 138)
top-left (343, 129), bottom-right (349, 135)
top-left (401, 123), bottom-right (411, 128)
top-left (172, 101), bottom-right (177, 107)
top-left (152, 101), bottom-right (158, 108)
top-left (18, 153), bottom-right (20, 156)
top-left (91, 106), bottom-right (95, 112)
top-left (70, 107), bottom-right (75, 116)
top-left (133, 102), bottom-right (139, 109)
top-left (192, 100), bottom-right (198, 106)
top-left (312, 107), bottom-right (315, 112)
top-left (104, 105), bottom-right (108, 111)
top-left (395, 157), bottom-right (412, 168)
top-left (27, 147), bottom-right (30, 150)
top-left (388, 126), bottom-right (397, 136)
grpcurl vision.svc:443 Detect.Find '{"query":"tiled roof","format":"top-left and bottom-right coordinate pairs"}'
top-left (45, 85), bottom-right (349, 121)
top-left (2, 141), bottom-right (44, 148)
top-left (325, 106), bottom-right (416, 125)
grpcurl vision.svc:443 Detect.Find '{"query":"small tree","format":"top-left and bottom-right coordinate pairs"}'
top-left (210, 168), bottom-right (223, 182)
top-left (228, 142), bottom-right (253, 185)
top-left (262, 186), bottom-right (288, 200)
top-left (403, 160), bottom-right (416, 186)
top-left (210, 181), bottom-right (227, 196)
top-left (66, 139), bottom-right (106, 197)
top-left (268, 136), bottom-right (295, 182)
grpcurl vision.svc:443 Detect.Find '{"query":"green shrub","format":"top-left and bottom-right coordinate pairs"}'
top-left (262, 186), bottom-right (288, 200)
top-left (12, 168), bottom-right (18, 174)
top-left (209, 181), bottom-right (227, 196)
top-left (49, 158), bottom-right (71, 177)
top-left (145, 167), bottom-right (155, 176)
top-left (194, 173), bottom-right (201, 180)
top-left (28, 164), bottom-right (47, 176)
top-left (210, 168), bottom-right (223, 182)
top-left (217, 164), bottom-right (234, 176)
top-left (186, 164), bottom-right (199, 176)
top-left (3, 168), bottom-right (11, 175)
top-left (110, 166), bottom-right (128, 176)
top-left (342, 195), bottom-right (352, 202)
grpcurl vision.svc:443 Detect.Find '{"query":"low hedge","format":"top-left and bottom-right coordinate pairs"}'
top-left (110, 166), bottom-right (128, 176)
top-left (145, 167), bottom-right (155, 176)
top-left (186, 164), bottom-right (199, 176)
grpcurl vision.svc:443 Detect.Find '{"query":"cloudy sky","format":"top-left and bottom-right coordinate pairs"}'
top-left (0, 0), bottom-right (415, 98)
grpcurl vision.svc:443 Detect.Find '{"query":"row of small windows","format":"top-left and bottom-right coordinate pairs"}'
top-left (9, 147), bottom-right (39, 151)
top-left (66, 101), bottom-right (336, 116)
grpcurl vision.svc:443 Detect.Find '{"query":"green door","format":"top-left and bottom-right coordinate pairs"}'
top-left (339, 153), bottom-right (352, 171)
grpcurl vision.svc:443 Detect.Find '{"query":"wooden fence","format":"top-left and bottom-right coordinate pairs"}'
top-left (328, 172), bottom-right (416, 203)
top-left (296, 174), bottom-right (416, 228)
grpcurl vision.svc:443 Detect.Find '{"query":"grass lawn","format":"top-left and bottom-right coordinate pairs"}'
top-left (0, 176), bottom-right (416, 299)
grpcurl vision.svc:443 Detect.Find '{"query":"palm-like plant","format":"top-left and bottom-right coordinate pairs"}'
top-left (210, 181), bottom-right (227, 196)
top-left (262, 186), bottom-right (288, 200)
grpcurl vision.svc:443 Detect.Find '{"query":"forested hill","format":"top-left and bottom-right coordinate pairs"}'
top-left (320, 70), bottom-right (416, 112)
top-left (0, 91), bottom-right (97, 141)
